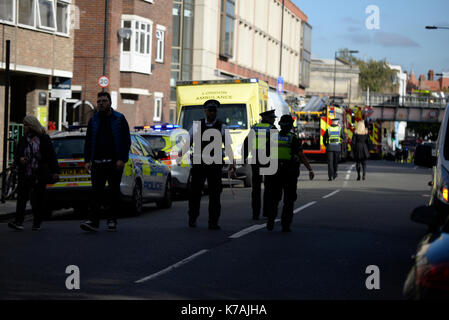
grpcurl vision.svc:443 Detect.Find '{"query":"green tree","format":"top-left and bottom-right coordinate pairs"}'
top-left (339, 48), bottom-right (398, 93)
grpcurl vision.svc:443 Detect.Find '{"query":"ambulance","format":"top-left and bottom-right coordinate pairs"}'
top-left (176, 78), bottom-right (269, 187)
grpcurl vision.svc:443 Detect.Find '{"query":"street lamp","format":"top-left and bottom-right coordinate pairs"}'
top-left (333, 49), bottom-right (358, 104)
top-left (425, 25), bottom-right (449, 30)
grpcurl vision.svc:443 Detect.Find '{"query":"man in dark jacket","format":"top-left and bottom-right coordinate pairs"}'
top-left (8, 116), bottom-right (60, 231)
top-left (81, 92), bottom-right (131, 232)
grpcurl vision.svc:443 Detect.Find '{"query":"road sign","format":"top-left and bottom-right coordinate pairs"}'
top-left (98, 75), bottom-right (110, 88)
top-left (277, 76), bottom-right (284, 95)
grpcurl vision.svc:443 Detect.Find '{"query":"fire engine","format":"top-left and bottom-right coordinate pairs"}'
top-left (295, 97), bottom-right (351, 160)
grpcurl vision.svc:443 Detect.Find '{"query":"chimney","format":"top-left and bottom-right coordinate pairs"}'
top-left (428, 69), bottom-right (434, 81)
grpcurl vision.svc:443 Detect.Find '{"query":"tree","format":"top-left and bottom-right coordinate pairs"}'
top-left (339, 48), bottom-right (398, 93)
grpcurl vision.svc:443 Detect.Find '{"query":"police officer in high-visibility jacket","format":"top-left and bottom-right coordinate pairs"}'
top-left (266, 115), bottom-right (314, 232)
top-left (242, 109), bottom-right (278, 220)
top-left (323, 118), bottom-right (345, 181)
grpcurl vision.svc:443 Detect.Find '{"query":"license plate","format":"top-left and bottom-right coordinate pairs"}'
top-left (62, 168), bottom-right (86, 176)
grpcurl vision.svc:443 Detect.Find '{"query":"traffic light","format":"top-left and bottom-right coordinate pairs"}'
top-left (391, 131), bottom-right (396, 141)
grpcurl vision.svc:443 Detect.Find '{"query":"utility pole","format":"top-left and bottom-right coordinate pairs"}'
top-left (1, 40), bottom-right (10, 203)
top-left (279, 0), bottom-right (285, 77)
top-left (102, 0), bottom-right (109, 92)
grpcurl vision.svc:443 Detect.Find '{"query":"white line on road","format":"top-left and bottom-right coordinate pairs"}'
top-left (343, 164), bottom-right (355, 187)
top-left (229, 224), bottom-right (266, 239)
top-left (293, 201), bottom-right (317, 214)
top-left (135, 249), bottom-right (209, 283)
top-left (322, 189), bottom-right (341, 199)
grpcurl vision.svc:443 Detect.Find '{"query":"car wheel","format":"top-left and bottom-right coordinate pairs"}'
top-left (157, 177), bottom-right (172, 209)
top-left (132, 182), bottom-right (143, 215)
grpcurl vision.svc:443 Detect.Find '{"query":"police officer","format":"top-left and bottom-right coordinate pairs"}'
top-left (187, 99), bottom-right (235, 230)
top-left (242, 109), bottom-right (278, 220)
top-left (323, 118), bottom-right (345, 181)
top-left (266, 114), bottom-right (314, 232)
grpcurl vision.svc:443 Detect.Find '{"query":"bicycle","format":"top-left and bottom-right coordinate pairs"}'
top-left (1, 162), bottom-right (18, 201)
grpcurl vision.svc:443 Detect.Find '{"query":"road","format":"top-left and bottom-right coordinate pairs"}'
top-left (0, 161), bottom-right (431, 300)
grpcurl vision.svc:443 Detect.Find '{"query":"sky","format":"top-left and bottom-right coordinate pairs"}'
top-left (293, 0), bottom-right (449, 77)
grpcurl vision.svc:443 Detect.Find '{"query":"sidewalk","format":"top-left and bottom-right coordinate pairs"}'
top-left (0, 200), bottom-right (30, 221)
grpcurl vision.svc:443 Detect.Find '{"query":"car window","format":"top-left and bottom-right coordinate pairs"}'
top-left (136, 135), bottom-right (156, 158)
top-left (444, 121), bottom-right (449, 160)
top-left (130, 136), bottom-right (144, 156)
top-left (142, 135), bottom-right (166, 152)
top-left (52, 137), bottom-right (85, 159)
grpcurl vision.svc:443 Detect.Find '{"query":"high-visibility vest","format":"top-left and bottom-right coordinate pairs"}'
top-left (252, 122), bottom-right (272, 151)
top-left (276, 132), bottom-right (298, 161)
top-left (328, 126), bottom-right (342, 145)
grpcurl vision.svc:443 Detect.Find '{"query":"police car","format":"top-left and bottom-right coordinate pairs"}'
top-left (46, 127), bottom-right (172, 216)
top-left (133, 124), bottom-right (191, 193)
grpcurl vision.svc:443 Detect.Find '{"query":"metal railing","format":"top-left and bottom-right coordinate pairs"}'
top-left (363, 93), bottom-right (448, 109)
top-left (8, 123), bottom-right (24, 165)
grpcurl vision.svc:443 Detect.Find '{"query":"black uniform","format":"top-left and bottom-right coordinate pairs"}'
top-left (188, 119), bottom-right (225, 228)
top-left (242, 122), bottom-right (278, 219)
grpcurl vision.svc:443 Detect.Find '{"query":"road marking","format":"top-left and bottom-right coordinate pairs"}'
top-left (343, 164), bottom-right (355, 187)
top-left (135, 249), bottom-right (209, 283)
top-left (322, 189), bottom-right (341, 199)
top-left (422, 194), bottom-right (430, 198)
top-left (229, 224), bottom-right (266, 239)
top-left (293, 201), bottom-right (317, 214)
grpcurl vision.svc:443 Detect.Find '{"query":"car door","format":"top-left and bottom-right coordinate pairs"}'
top-left (128, 135), bottom-right (153, 199)
top-left (135, 134), bottom-right (167, 198)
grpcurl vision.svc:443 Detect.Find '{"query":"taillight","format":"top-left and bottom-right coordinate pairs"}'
top-left (443, 187), bottom-right (448, 202)
top-left (417, 262), bottom-right (449, 290)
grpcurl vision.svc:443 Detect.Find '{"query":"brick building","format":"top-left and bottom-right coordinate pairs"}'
top-left (406, 69), bottom-right (449, 93)
top-left (73, 0), bottom-right (172, 128)
top-left (0, 0), bottom-right (75, 167)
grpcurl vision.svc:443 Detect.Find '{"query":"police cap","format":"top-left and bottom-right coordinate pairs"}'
top-left (203, 99), bottom-right (220, 110)
top-left (259, 110), bottom-right (276, 118)
top-left (278, 114), bottom-right (294, 126)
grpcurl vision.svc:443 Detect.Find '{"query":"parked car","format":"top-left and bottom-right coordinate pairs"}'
top-left (403, 206), bottom-right (449, 299)
top-left (46, 128), bottom-right (172, 217)
top-left (134, 124), bottom-right (191, 193)
top-left (414, 104), bottom-right (449, 228)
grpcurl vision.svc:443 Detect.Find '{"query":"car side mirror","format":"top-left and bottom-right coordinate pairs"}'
top-left (156, 150), bottom-right (168, 160)
top-left (414, 144), bottom-right (436, 168)
top-left (410, 205), bottom-right (435, 226)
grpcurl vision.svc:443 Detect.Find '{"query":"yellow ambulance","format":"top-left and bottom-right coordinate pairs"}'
top-left (176, 78), bottom-right (269, 187)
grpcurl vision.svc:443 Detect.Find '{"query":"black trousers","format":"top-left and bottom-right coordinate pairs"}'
top-left (14, 176), bottom-right (46, 225)
top-left (251, 165), bottom-right (271, 218)
top-left (327, 151), bottom-right (340, 179)
top-left (188, 164), bottom-right (223, 226)
top-left (89, 162), bottom-right (123, 225)
top-left (356, 160), bottom-right (367, 177)
top-left (266, 163), bottom-right (299, 227)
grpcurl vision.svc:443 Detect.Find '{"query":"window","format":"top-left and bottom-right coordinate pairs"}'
top-left (37, 0), bottom-right (56, 30)
top-left (120, 16), bottom-right (153, 74)
top-left (18, 0), bottom-right (35, 26)
top-left (155, 28), bottom-right (165, 62)
top-left (56, 0), bottom-right (68, 34)
top-left (154, 94), bottom-right (163, 122)
top-left (0, 0), bottom-right (15, 23)
top-left (219, 0), bottom-right (235, 58)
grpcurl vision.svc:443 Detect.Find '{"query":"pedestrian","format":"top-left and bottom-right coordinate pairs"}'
top-left (266, 115), bottom-right (314, 232)
top-left (186, 99), bottom-right (236, 230)
top-left (8, 116), bottom-right (60, 231)
top-left (352, 119), bottom-right (370, 180)
top-left (323, 118), bottom-right (345, 181)
top-left (242, 109), bottom-right (278, 220)
top-left (80, 91), bottom-right (131, 232)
